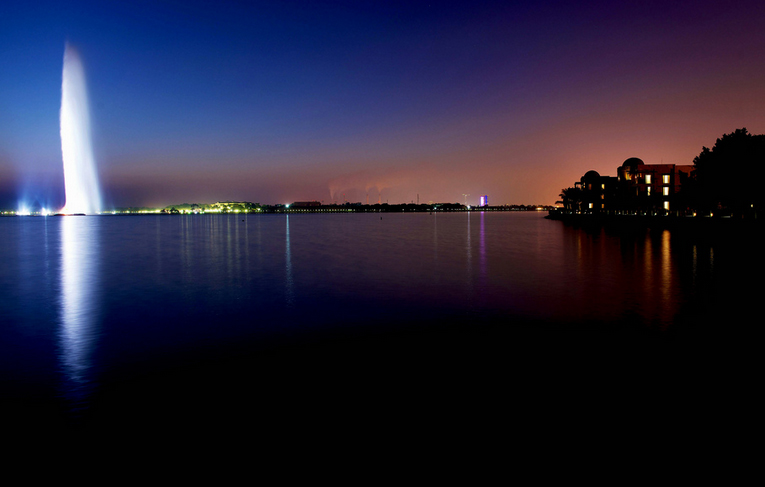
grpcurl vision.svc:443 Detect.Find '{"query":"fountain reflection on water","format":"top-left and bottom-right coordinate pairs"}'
top-left (57, 43), bottom-right (103, 413)
top-left (59, 216), bottom-right (100, 414)
top-left (0, 212), bottom-right (745, 422)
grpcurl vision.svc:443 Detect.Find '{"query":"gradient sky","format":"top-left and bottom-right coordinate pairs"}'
top-left (2, 0), bottom-right (765, 209)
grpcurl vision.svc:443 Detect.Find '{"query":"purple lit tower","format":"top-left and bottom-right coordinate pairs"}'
top-left (479, 195), bottom-right (488, 207)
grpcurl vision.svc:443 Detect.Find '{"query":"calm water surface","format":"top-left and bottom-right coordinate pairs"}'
top-left (0, 211), bottom-right (757, 427)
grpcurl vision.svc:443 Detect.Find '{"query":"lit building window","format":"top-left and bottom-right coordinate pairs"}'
top-left (645, 174), bottom-right (652, 184)
top-left (588, 203), bottom-right (593, 209)
top-left (664, 201), bottom-right (670, 210)
top-left (647, 187), bottom-right (651, 196)
top-left (662, 174), bottom-right (670, 184)
top-left (663, 187), bottom-right (669, 196)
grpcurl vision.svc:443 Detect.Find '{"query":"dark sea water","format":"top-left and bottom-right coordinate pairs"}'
top-left (1, 212), bottom-right (760, 442)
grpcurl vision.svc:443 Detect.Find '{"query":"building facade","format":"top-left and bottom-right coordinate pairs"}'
top-left (616, 158), bottom-right (693, 214)
top-left (574, 170), bottom-right (619, 213)
top-left (568, 158), bottom-right (694, 215)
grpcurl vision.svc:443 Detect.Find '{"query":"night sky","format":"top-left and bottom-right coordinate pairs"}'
top-left (2, 0), bottom-right (765, 209)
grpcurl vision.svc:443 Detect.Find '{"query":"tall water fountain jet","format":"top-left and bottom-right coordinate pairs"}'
top-left (60, 44), bottom-right (102, 214)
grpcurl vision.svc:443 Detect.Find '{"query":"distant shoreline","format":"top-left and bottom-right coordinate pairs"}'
top-left (2, 204), bottom-right (556, 216)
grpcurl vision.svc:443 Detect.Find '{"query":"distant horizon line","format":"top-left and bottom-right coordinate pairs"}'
top-left (3, 201), bottom-right (556, 216)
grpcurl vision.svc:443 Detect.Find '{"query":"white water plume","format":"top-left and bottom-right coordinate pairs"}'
top-left (60, 44), bottom-right (102, 214)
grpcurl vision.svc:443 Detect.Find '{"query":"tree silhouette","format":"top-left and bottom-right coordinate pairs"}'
top-left (558, 187), bottom-right (583, 213)
top-left (693, 128), bottom-right (765, 217)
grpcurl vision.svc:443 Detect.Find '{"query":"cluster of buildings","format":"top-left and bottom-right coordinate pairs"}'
top-left (565, 157), bottom-right (695, 216)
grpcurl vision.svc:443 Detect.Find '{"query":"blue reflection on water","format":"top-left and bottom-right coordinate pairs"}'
top-left (58, 216), bottom-right (101, 413)
top-left (0, 212), bottom-right (757, 425)
top-left (285, 215), bottom-right (294, 307)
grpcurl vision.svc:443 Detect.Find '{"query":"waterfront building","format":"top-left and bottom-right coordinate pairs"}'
top-left (616, 158), bottom-right (694, 214)
top-left (575, 170), bottom-right (619, 213)
top-left (568, 158), bottom-right (694, 216)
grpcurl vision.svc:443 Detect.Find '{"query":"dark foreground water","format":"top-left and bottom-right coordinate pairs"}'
top-left (0, 212), bottom-right (760, 442)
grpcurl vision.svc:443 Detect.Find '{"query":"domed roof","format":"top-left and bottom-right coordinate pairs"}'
top-left (583, 170), bottom-right (601, 180)
top-left (622, 157), bottom-right (643, 169)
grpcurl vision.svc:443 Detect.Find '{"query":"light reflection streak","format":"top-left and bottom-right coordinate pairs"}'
top-left (466, 212), bottom-right (472, 292)
top-left (244, 214), bottom-right (251, 283)
top-left (181, 214), bottom-right (192, 284)
top-left (285, 215), bottom-right (294, 307)
top-left (58, 216), bottom-right (100, 413)
top-left (226, 215), bottom-right (234, 280)
top-left (479, 211), bottom-right (487, 289)
top-left (633, 229), bottom-right (678, 329)
top-left (656, 230), bottom-right (673, 329)
top-left (432, 212), bottom-right (438, 262)
top-left (643, 232), bottom-right (653, 300)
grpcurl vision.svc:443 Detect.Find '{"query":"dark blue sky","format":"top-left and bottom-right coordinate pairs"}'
top-left (2, 0), bottom-right (765, 209)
